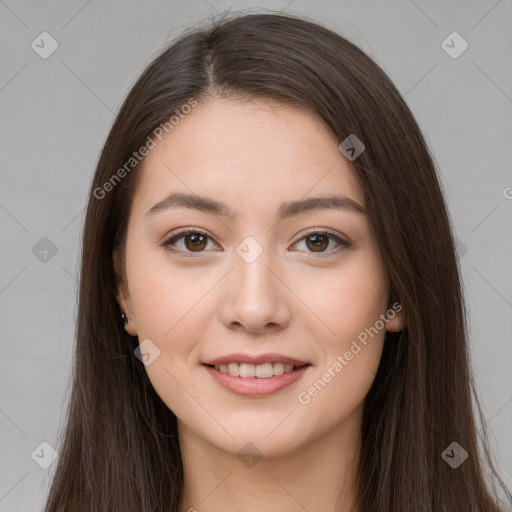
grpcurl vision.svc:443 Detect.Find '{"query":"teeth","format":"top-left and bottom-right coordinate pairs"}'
top-left (227, 362), bottom-right (239, 377)
top-left (213, 362), bottom-right (300, 378)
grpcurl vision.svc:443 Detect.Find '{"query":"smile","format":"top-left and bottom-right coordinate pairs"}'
top-left (203, 363), bottom-right (311, 397)
top-left (212, 362), bottom-right (301, 378)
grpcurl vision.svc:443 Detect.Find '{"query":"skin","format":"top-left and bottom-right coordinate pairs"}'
top-left (113, 97), bottom-right (405, 512)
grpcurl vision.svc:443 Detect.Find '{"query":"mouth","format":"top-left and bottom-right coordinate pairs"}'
top-left (202, 359), bottom-right (311, 397)
top-left (203, 362), bottom-right (310, 379)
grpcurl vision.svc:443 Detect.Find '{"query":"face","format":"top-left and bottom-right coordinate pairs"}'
top-left (113, 97), bottom-right (403, 459)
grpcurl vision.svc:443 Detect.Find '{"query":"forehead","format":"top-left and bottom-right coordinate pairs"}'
top-left (130, 97), bottom-right (365, 218)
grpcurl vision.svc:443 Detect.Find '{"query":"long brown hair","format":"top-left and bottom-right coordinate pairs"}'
top-left (43, 11), bottom-right (511, 512)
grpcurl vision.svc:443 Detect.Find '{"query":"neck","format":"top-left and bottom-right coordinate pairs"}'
top-left (177, 404), bottom-right (362, 512)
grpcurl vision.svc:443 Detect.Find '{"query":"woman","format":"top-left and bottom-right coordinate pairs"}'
top-left (43, 11), bottom-right (511, 512)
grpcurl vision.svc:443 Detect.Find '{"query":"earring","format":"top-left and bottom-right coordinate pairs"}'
top-left (392, 315), bottom-right (405, 331)
top-left (121, 313), bottom-right (128, 326)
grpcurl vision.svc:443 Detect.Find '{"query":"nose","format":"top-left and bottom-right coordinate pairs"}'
top-left (217, 250), bottom-right (291, 334)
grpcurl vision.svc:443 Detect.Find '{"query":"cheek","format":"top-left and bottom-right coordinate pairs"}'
top-left (126, 255), bottom-right (211, 417)
top-left (293, 253), bottom-right (389, 402)
top-left (127, 247), bottom-right (215, 340)
top-left (294, 254), bottom-right (389, 344)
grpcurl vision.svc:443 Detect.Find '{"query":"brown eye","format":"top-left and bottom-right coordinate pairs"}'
top-left (162, 229), bottom-right (217, 256)
top-left (183, 233), bottom-right (208, 251)
top-left (305, 234), bottom-right (329, 252)
top-left (292, 230), bottom-right (350, 256)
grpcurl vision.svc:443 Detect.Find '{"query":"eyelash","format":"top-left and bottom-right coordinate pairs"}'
top-left (161, 228), bottom-right (351, 258)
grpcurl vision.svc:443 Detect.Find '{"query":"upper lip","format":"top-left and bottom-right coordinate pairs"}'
top-left (203, 353), bottom-right (310, 366)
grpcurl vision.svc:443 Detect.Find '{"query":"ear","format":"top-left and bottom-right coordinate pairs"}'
top-left (113, 248), bottom-right (138, 336)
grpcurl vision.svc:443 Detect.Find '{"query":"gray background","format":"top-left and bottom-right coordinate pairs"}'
top-left (1, 1), bottom-right (511, 510)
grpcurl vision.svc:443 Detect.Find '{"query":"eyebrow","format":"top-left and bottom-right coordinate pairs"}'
top-left (145, 191), bottom-right (365, 222)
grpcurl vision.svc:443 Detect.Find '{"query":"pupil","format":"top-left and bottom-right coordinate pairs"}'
top-left (186, 233), bottom-right (206, 251)
top-left (308, 234), bottom-right (327, 252)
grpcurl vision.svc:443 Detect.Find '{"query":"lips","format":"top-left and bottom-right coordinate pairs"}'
top-left (203, 364), bottom-right (310, 396)
top-left (202, 353), bottom-right (311, 396)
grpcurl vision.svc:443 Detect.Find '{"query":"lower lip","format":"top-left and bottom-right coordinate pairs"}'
top-left (203, 364), bottom-right (310, 397)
